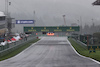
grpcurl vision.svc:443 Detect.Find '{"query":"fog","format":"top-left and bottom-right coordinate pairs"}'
top-left (0, 0), bottom-right (100, 32)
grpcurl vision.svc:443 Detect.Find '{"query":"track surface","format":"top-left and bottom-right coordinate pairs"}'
top-left (0, 37), bottom-right (100, 67)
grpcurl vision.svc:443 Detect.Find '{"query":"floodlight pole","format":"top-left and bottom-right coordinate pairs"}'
top-left (87, 36), bottom-right (89, 49)
top-left (5, 0), bottom-right (9, 41)
top-left (5, 0), bottom-right (9, 17)
top-left (33, 11), bottom-right (35, 26)
top-left (63, 15), bottom-right (66, 26)
top-left (80, 16), bottom-right (82, 35)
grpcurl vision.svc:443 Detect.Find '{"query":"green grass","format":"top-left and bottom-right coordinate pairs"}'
top-left (68, 38), bottom-right (100, 62)
top-left (0, 39), bottom-right (40, 61)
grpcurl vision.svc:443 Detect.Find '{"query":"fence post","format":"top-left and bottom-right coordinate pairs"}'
top-left (87, 36), bottom-right (89, 49)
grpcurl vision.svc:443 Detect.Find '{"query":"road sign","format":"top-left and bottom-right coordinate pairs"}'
top-left (88, 46), bottom-right (100, 50)
top-left (16, 20), bottom-right (34, 24)
top-left (24, 26), bottom-right (80, 32)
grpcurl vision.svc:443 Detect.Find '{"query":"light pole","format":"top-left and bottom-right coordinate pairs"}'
top-left (92, 19), bottom-right (95, 34)
top-left (5, 0), bottom-right (9, 17)
top-left (33, 11), bottom-right (35, 26)
top-left (5, 0), bottom-right (11, 40)
top-left (5, 0), bottom-right (8, 41)
top-left (80, 16), bottom-right (82, 35)
top-left (77, 20), bottom-right (79, 26)
top-left (62, 15), bottom-right (66, 26)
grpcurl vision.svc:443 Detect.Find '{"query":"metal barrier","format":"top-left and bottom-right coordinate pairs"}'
top-left (72, 38), bottom-right (87, 50)
top-left (0, 35), bottom-right (37, 57)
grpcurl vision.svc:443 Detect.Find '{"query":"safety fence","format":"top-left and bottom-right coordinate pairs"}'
top-left (0, 35), bottom-right (37, 57)
top-left (69, 34), bottom-right (100, 53)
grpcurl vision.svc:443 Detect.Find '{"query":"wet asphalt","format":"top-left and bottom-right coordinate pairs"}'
top-left (0, 37), bottom-right (100, 67)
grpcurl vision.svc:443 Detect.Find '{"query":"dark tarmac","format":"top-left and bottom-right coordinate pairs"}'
top-left (0, 37), bottom-right (100, 67)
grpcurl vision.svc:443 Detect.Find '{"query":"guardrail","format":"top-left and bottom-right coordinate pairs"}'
top-left (0, 35), bottom-right (37, 57)
top-left (72, 38), bottom-right (87, 49)
top-left (76, 40), bottom-right (87, 46)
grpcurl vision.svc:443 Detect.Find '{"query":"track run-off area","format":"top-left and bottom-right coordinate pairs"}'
top-left (0, 37), bottom-right (100, 67)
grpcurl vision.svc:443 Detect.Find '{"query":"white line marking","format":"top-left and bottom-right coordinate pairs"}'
top-left (67, 38), bottom-right (100, 64)
top-left (3, 37), bottom-right (45, 61)
top-left (31, 37), bottom-right (44, 45)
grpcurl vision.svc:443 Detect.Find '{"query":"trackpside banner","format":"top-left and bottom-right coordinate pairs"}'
top-left (16, 20), bottom-right (34, 24)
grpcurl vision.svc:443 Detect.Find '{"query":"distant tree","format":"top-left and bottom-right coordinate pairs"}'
top-left (82, 22), bottom-right (100, 35)
top-left (93, 32), bottom-right (100, 44)
top-left (83, 24), bottom-right (90, 34)
top-left (93, 32), bottom-right (100, 39)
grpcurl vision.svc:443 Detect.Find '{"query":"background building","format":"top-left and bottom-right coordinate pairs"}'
top-left (0, 11), bottom-right (6, 36)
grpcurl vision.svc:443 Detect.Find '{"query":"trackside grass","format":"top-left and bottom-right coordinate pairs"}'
top-left (0, 39), bottom-right (40, 61)
top-left (68, 38), bottom-right (100, 62)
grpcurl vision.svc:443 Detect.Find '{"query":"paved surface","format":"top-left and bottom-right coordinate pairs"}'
top-left (0, 37), bottom-right (100, 67)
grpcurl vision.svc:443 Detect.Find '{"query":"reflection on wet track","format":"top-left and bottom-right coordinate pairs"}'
top-left (0, 37), bottom-right (100, 67)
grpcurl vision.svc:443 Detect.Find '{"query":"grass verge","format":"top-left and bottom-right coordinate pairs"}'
top-left (0, 39), bottom-right (40, 61)
top-left (68, 38), bottom-right (100, 62)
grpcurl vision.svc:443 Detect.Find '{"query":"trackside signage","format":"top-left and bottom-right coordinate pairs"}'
top-left (88, 46), bottom-right (100, 50)
top-left (24, 26), bottom-right (80, 32)
top-left (16, 20), bottom-right (34, 24)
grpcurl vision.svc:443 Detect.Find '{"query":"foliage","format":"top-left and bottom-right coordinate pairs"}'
top-left (68, 38), bottom-right (100, 62)
top-left (0, 39), bottom-right (40, 61)
top-left (93, 32), bottom-right (100, 39)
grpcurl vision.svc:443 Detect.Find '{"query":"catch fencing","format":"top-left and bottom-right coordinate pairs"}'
top-left (0, 35), bottom-right (37, 57)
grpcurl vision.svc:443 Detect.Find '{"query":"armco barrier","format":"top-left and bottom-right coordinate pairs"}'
top-left (0, 36), bottom-right (37, 57)
top-left (72, 38), bottom-right (87, 49)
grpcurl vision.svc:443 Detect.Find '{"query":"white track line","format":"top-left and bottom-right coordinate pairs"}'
top-left (31, 37), bottom-right (44, 45)
top-left (67, 38), bottom-right (100, 64)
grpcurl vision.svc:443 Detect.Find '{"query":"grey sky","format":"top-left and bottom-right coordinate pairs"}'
top-left (0, 0), bottom-right (100, 26)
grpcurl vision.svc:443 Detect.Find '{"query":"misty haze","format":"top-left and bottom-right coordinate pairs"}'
top-left (0, 0), bottom-right (100, 67)
top-left (0, 0), bottom-right (100, 32)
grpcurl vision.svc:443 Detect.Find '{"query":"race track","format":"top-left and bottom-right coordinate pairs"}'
top-left (0, 37), bottom-right (100, 67)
